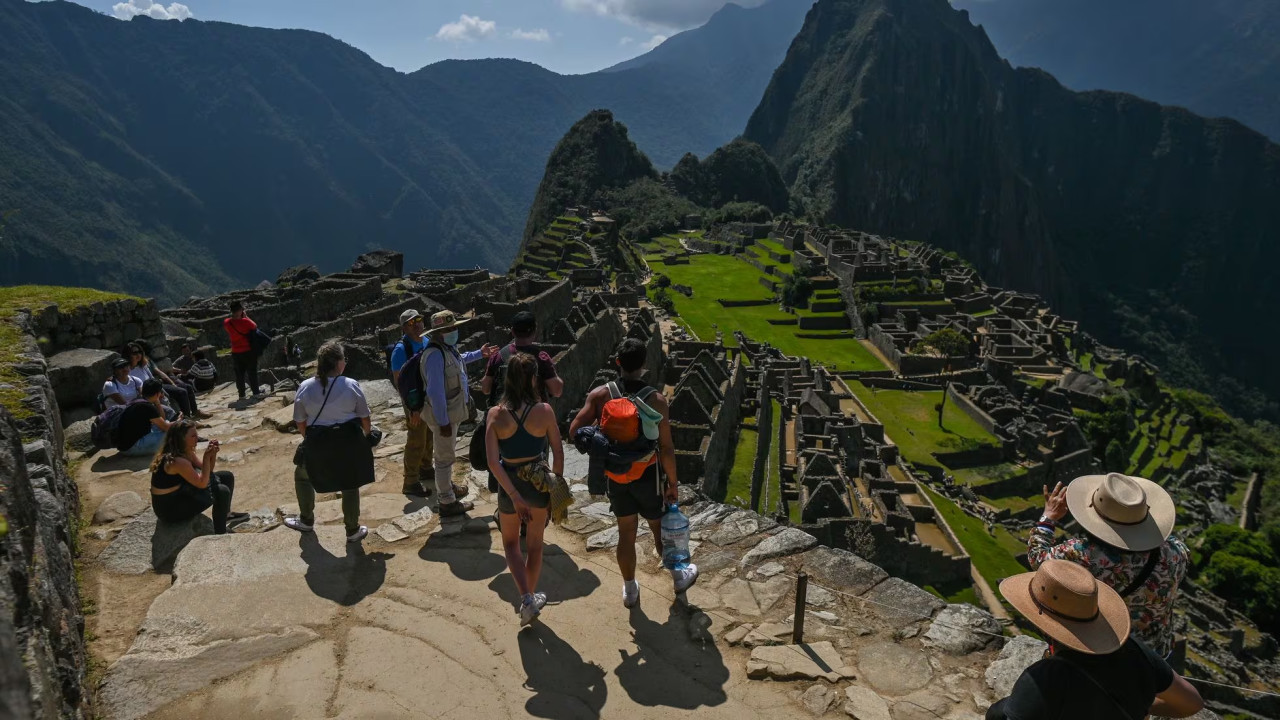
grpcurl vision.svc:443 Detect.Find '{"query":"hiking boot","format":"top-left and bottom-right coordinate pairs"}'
top-left (438, 500), bottom-right (474, 517)
top-left (347, 525), bottom-right (369, 543)
top-left (226, 511), bottom-right (251, 525)
top-left (519, 595), bottom-right (540, 627)
top-left (194, 410), bottom-right (214, 420)
top-left (533, 592), bottom-right (547, 611)
top-left (623, 580), bottom-right (640, 608)
top-left (452, 482), bottom-right (470, 500)
top-left (672, 564), bottom-right (699, 593)
top-left (402, 482), bottom-right (432, 497)
top-left (284, 517), bottom-right (314, 532)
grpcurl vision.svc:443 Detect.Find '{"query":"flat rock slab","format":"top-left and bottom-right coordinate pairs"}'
top-left (799, 546), bottom-right (888, 597)
top-left (741, 528), bottom-right (818, 566)
top-left (861, 578), bottom-right (945, 628)
top-left (98, 526), bottom-right (357, 720)
top-left (984, 635), bottom-right (1046, 697)
top-left (94, 491), bottom-right (149, 524)
top-left (857, 642), bottom-right (933, 697)
top-left (48, 347), bottom-right (120, 407)
top-left (585, 523), bottom-right (649, 550)
top-left (844, 684), bottom-right (891, 720)
top-left (923, 604), bottom-right (1001, 655)
top-left (261, 405), bottom-right (297, 432)
top-left (99, 509), bottom-right (213, 574)
top-left (746, 641), bottom-right (856, 682)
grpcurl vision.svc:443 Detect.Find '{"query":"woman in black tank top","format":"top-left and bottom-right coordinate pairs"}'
top-left (485, 353), bottom-right (565, 626)
top-left (149, 420), bottom-right (245, 534)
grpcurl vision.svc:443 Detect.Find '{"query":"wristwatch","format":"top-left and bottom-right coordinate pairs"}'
top-left (1037, 515), bottom-right (1056, 526)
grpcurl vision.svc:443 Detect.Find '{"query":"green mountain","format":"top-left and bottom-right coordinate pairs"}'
top-left (0, 0), bottom-right (811, 304)
top-left (744, 0), bottom-right (1280, 418)
top-left (954, 0), bottom-right (1280, 141)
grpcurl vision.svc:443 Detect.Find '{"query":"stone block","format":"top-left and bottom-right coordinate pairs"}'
top-left (798, 546), bottom-right (889, 597)
top-left (844, 684), bottom-right (891, 720)
top-left (862, 578), bottom-right (945, 627)
top-left (350, 250), bottom-right (404, 279)
top-left (741, 527), bottom-right (817, 566)
top-left (984, 635), bottom-right (1045, 698)
top-left (857, 642), bottom-right (933, 697)
top-left (93, 491), bottom-right (149, 524)
top-left (922, 604), bottom-right (1001, 655)
top-left (99, 509), bottom-right (214, 574)
top-left (47, 347), bottom-right (120, 408)
top-left (746, 641), bottom-right (856, 682)
top-left (65, 418), bottom-right (96, 453)
top-left (276, 264), bottom-right (321, 286)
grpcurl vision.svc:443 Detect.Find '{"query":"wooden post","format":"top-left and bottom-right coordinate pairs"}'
top-left (792, 571), bottom-right (809, 644)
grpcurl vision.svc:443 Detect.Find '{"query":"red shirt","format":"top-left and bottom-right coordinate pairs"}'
top-left (224, 316), bottom-right (257, 354)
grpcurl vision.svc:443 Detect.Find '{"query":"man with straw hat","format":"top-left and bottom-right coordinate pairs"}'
top-left (1030, 472), bottom-right (1190, 657)
top-left (413, 310), bottom-right (496, 517)
top-left (987, 559), bottom-right (1203, 719)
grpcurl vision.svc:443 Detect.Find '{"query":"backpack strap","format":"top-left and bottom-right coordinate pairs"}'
top-left (607, 381), bottom-right (622, 400)
top-left (633, 385), bottom-right (658, 402)
top-left (1119, 549), bottom-right (1162, 598)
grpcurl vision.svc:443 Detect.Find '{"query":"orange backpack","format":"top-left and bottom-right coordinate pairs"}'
top-left (600, 382), bottom-right (658, 483)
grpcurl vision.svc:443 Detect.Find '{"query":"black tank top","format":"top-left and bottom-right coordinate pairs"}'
top-left (151, 460), bottom-right (185, 490)
top-left (620, 377), bottom-right (650, 395)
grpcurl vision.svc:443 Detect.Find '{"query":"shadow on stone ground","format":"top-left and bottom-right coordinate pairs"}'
top-left (298, 532), bottom-right (392, 606)
top-left (418, 526), bottom-right (507, 581)
top-left (616, 602), bottom-right (729, 709)
top-left (90, 453), bottom-right (153, 473)
top-left (486, 543), bottom-right (602, 611)
top-left (518, 623), bottom-right (609, 719)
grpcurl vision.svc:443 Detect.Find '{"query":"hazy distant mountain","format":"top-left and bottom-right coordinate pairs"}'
top-left (0, 0), bottom-right (810, 302)
top-left (954, 0), bottom-right (1280, 140)
top-left (745, 0), bottom-right (1280, 416)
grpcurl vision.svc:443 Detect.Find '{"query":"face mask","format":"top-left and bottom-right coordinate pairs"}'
top-left (443, 331), bottom-right (459, 346)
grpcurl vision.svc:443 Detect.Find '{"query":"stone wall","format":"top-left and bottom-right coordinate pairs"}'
top-left (0, 313), bottom-right (87, 719)
top-left (30, 297), bottom-right (165, 359)
top-left (546, 307), bottom-right (625, 422)
top-left (749, 373), bottom-right (775, 513)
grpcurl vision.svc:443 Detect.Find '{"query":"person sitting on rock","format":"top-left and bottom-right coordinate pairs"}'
top-left (224, 300), bottom-right (263, 400)
top-left (126, 342), bottom-right (208, 420)
top-left (149, 419), bottom-right (247, 534)
top-left (1032, 473), bottom-right (1189, 658)
top-left (412, 310), bottom-right (496, 517)
top-left (103, 358), bottom-right (143, 408)
top-left (115, 379), bottom-right (175, 457)
top-left (285, 340), bottom-right (375, 543)
top-left (186, 351), bottom-right (219, 393)
top-left (170, 340), bottom-right (215, 391)
top-left (986, 559), bottom-right (1203, 719)
top-left (486, 352), bottom-right (566, 626)
top-left (569, 337), bottom-right (697, 608)
top-left (389, 308), bottom-right (434, 497)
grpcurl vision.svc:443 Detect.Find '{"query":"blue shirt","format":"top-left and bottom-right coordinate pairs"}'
top-left (423, 345), bottom-right (484, 426)
top-left (389, 336), bottom-right (427, 374)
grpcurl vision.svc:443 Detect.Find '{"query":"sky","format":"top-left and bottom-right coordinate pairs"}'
top-left (62, 0), bottom-right (770, 75)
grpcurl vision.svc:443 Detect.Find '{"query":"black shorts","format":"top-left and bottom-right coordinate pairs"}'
top-left (608, 464), bottom-right (664, 520)
top-left (495, 467), bottom-right (551, 515)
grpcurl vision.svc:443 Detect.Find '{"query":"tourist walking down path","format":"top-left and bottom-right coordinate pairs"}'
top-left (224, 300), bottom-right (263, 399)
top-left (569, 338), bottom-right (697, 608)
top-left (1030, 472), bottom-right (1189, 657)
top-left (486, 353), bottom-right (566, 626)
top-left (149, 420), bottom-right (247, 534)
top-left (414, 310), bottom-right (496, 517)
top-left (285, 341), bottom-right (376, 543)
top-left (389, 308), bottom-right (435, 497)
top-left (987, 559), bottom-right (1203, 719)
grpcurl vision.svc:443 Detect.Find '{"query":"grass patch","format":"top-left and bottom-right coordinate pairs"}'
top-left (0, 285), bottom-right (139, 418)
top-left (952, 463), bottom-right (1026, 487)
top-left (925, 582), bottom-right (980, 606)
top-left (922, 484), bottom-right (1028, 592)
top-left (985, 493), bottom-right (1043, 514)
top-left (655, 253), bottom-right (885, 371)
top-left (724, 427), bottom-right (758, 509)
top-left (848, 381), bottom-right (999, 463)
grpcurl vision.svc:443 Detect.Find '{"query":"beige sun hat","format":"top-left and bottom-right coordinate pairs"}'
top-left (1065, 472), bottom-right (1175, 552)
top-left (1000, 559), bottom-right (1131, 655)
top-left (426, 310), bottom-right (464, 334)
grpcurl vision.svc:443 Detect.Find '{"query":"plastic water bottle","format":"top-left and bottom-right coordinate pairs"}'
top-left (661, 503), bottom-right (691, 570)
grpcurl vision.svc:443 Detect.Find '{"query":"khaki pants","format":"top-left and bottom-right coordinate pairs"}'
top-left (403, 409), bottom-right (435, 487)
top-left (424, 415), bottom-right (459, 505)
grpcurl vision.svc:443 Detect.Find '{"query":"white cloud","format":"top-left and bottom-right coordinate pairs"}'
top-left (562, 0), bottom-right (767, 31)
top-left (112, 0), bottom-right (192, 21)
top-left (510, 28), bottom-right (552, 42)
top-left (639, 34), bottom-right (667, 51)
top-left (434, 14), bottom-right (497, 42)
top-left (619, 36), bottom-right (634, 46)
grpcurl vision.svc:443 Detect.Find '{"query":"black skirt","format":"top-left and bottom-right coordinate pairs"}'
top-left (302, 419), bottom-right (375, 493)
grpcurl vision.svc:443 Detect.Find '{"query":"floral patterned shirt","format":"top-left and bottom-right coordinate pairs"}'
top-left (1028, 525), bottom-right (1189, 656)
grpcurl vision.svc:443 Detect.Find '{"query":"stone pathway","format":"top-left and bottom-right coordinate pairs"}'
top-left (73, 382), bottom-right (1074, 720)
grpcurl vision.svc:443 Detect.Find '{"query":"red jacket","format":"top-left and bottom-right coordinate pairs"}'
top-left (224, 316), bottom-right (257, 354)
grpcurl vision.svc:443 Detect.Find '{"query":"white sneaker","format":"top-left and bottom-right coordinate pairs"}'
top-left (347, 525), bottom-right (368, 543)
top-left (284, 517), bottom-right (314, 532)
top-left (533, 592), bottom-right (547, 611)
top-left (622, 580), bottom-right (640, 608)
top-left (519, 595), bottom-right (540, 626)
top-left (672, 564), bottom-right (699, 593)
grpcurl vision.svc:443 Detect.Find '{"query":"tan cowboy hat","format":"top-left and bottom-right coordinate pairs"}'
top-left (1065, 472), bottom-right (1175, 552)
top-left (1000, 559), bottom-right (1131, 655)
top-left (426, 310), bottom-right (463, 334)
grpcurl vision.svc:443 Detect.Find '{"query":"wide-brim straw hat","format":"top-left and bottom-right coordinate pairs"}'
top-left (1066, 472), bottom-right (1175, 552)
top-left (426, 310), bottom-right (464, 334)
top-left (1000, 559), bottom-right (1131, 655)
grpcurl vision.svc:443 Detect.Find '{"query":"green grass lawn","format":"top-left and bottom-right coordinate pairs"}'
top-left (922, 484), bottom-right (1029, 592)
top-left (724, 427), bottom-right (757, 509)
top-left (925, 583), bottom-right (980, 605)
top-left (656, 254), bottom-right (885, 371)
top-left (952, 463), bottom-right (1027, 488)
top-left (848, 381), bottom-right (999, 463)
